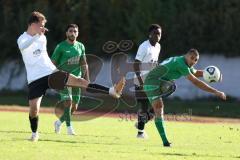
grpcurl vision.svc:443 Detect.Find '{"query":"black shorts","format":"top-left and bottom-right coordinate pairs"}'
top-left (28, 75), bottom-right (49, 100)
top-left (28, 71), bottom-right (69, 100)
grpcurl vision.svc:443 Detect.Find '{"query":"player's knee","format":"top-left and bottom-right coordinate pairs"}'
top-left (72, 106), bottom-right (77, 112)
top-left (64, 100), bottom-right (72, 107)
top-left (29, 104), bottom-right (39, 117)
top-left (71, 103), bottom-right (78, 112)
top-left (29, 109), bottom-right (39, 117)
top-left (153, 101), bottom-right (163, 110)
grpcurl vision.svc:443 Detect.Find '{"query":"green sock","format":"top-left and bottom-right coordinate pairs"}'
top-left (64, 107), bottom-right (71, 127)
top-left (154, 117), bottom-right (169, 144)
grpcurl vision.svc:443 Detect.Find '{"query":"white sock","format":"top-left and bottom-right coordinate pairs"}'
top-left (138, 130), bottom-right (144, 133)
top-left (56, 120), bottom-right (62, 125)
top-left (32, 132), bottom-right (38, 136)
top-left (109, 87), bottom-right (119, 98)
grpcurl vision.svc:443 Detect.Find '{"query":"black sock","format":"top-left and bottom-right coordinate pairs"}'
top-left (138, 121), bottom-right (145, 131)
top-left (86, 83), bottom-right (109, 94)
top-left (137, 112), bottom-right (148, 130)
top-left (29, 115), bottom-right (38, 133)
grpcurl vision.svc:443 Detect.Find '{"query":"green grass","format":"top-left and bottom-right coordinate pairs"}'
top-left (0, 94), bottom-right (58, 107)
top-left (0, 111), bottom-right (240, 160)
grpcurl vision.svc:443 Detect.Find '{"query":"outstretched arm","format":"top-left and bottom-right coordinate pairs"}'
top-left (193, 70), bottom-right (203, 77)
top-left (187, 73), bottom-right (226, 100)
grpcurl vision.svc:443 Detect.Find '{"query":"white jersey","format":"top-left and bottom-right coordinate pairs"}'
top-left (134, 40), bottom-right (161, 85)
top-left (17, 32), bottom-right (56, 84)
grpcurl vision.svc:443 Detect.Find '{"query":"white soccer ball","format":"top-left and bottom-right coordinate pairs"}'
top-left (203, 66), bottom-right (222, 83)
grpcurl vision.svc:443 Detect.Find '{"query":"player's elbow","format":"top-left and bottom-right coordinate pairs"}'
top-left (17, 43), bottom-right (24, 51)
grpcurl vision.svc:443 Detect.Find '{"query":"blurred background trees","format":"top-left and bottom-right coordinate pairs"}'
top-left (0, 0), bottom-right (240, 61)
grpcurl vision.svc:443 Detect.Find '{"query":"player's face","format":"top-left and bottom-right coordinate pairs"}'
top-left (186, 55), bottom-right (199, 67)
top-left (66, 27), bottom-right (78, 42)
top-left (149, 28), bottom-right (161, 43)
top-left (33, 20), bottom-right (47, 35)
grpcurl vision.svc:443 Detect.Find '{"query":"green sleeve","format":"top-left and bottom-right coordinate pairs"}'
top-left (80, 43), bottom-right (85, 57)
top-left (51, 44), bottom-right (62, 64)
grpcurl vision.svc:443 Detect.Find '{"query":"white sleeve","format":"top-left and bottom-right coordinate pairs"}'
top-left (135, 44), bottom-right (146, 62)
top-left (17, 34), bottom-right (40, 51)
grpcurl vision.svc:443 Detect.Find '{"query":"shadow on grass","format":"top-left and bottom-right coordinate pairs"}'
top-left (37, 139), bottom-right (121, 146)
top-left (155, 152), bottom-right (236, 159)
top-left (0, 130), bottom-right (30, 134)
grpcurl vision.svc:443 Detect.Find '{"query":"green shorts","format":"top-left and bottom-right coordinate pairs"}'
top-left (59, 87), bottom-right (81, 104)
top-left (143, 77), bottom-right (175, 104)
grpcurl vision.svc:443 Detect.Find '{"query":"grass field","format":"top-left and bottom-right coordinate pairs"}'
top-left (0, 110), bottom-right (240, 160)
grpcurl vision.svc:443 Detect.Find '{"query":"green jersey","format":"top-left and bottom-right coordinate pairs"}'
top-left (51, 41), bottom-right (85, 77)
top-left (147, 56), bottom-right (196, 81)
top-left (144, 56), bottom-right (196, 103)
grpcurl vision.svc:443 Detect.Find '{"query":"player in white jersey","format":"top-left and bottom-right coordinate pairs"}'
top-left (133, 24), bottom-right (162, 139)
top-left (17, 11), bottom-right (125, 142)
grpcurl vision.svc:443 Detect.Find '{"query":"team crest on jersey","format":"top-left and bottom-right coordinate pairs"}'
top-left (33, 49), bottom-right (41, 57)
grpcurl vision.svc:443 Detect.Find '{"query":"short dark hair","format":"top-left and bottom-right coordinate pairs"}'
top-left (28, 11), bottom-right (46, 25)
top-left (187, 48), bottom-right (199, 56)
top-left (148, 24), bottom-right (161, 33)
top-left (65, 24), bottom-right (79, 32)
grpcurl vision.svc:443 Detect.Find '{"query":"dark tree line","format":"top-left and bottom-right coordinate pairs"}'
top-left (0, 0), bottom-right (239, 61)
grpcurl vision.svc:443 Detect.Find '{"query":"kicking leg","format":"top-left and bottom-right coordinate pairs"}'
top-left (48, 71), bottom-right (126, 98)
top-left (66, 74), bottom-right (126, 98)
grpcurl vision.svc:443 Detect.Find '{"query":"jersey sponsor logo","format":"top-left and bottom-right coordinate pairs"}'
top-left (33, 49), bottom-right (41, 57)
top-left (67, 56), bottom-right (80, 65)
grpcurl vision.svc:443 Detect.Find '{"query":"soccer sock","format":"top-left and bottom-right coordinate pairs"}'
top-left (138, 99), bottom-right (149, 131)
top-left (137, 113), bottom-right (147, 131)
top-left (64, 107), bottom-right (71, 127)
top-left (137, 110), bottom-right (154, 131)
top-left (154, 117), bottom-right (169, 144)
top-left (86, 83), bottom-right (109, 94)
top-left (29, 115), bottom-right (39, 133)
